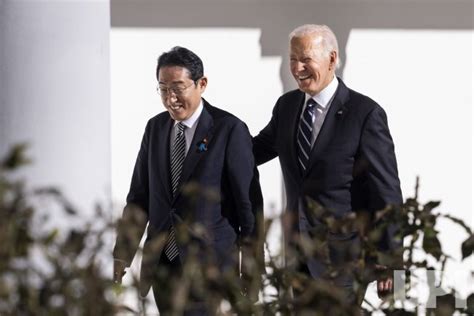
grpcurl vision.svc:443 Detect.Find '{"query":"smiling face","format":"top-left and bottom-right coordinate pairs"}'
top-left (290, 34), bottom-right (337, 96)
top-left (158, 66), bottom-right (207, 121)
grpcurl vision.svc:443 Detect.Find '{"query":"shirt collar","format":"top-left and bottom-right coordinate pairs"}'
top-left (174, 100), bottom-right (203, 129)
top-left (305, 75), bottom-right (338, 109)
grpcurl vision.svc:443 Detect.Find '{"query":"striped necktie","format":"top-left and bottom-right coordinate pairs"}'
top-left (297, 98), bottom-right (317, 173)
top-left (164, 122), bottom-right (186, 261)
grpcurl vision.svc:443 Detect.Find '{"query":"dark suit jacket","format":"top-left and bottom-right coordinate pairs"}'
top-left (114, 99), bottom-right (263, 296)
top-left (253, 78), bottom-right (402, 280)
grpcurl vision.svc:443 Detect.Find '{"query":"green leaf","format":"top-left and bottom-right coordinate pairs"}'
top-left (423, 201), bottom-right (441, 212)
top-left (423, 227), bottom-right (438, 238)
top-left (465, 293), bottom-right (474, 314)
top-left (1, 143), bottom-right (31, 170)
top-left (461, 235), bottom-right (474, 260)
top-left (422, 233), bottom-right (442, 260)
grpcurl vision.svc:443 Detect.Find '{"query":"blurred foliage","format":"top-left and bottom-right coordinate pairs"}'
top-left (0, 144), bottom-right (117, 315)
top-left (0, 144), bottom-right (473, 315)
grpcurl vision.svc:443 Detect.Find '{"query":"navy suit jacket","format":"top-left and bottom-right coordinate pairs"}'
top-left (114, 99), bottom-right (263, 295)
top-left (253, 78), bottom-right (402, 280)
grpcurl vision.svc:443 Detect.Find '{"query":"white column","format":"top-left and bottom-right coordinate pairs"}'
top-left (0, 0), bottom-right (111, 213)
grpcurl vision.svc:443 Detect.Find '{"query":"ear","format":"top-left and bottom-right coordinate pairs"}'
top-left (329, 51), bottom-right (338, 70)
top-left (198, 76), bottom-right (208, 92)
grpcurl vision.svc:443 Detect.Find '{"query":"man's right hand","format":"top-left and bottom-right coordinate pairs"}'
top-left (113, 260), bottom-right (127, 284)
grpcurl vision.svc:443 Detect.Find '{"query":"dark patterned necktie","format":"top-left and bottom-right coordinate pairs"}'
top-left (297, 98), bottom-right (316, 173)
top-left (164, 122), bottom-right (186, 261)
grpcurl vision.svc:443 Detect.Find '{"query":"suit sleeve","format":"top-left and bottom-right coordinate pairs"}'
top-left (360, 106), bottom-right (403, 253)
top-left (253, 99), bottom-right (280, 165)
top-left (225, 121), bottom-right (260, 238)
top-left (226, 120), bottom-right (265, 277)
top-left (126, 121), bottom-right (151, 212)
top-left (113, 121), bottom-right (151, 266)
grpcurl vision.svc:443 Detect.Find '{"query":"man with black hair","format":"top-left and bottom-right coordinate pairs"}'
top-left (113, 46), bottom-right (263, 315)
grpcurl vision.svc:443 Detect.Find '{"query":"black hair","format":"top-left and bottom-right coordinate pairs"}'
top-left (156, 46), bottom-right (204, 82)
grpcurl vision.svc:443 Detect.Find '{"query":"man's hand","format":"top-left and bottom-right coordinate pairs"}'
top-left (375, 264), bottom-right (393, 299)
top-left (113, 260), bottom-right (127, 284)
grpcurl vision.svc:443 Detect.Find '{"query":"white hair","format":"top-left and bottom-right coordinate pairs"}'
top-left (289, 24), bottom-right (341, 68)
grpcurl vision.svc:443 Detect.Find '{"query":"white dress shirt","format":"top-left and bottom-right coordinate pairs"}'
top-left (170, 100), bottom-right (204, 155)
top-left (301, 75), bottom-right (339, 146)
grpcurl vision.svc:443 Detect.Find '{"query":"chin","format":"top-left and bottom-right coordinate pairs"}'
top-left (296, 82), bottom-right (311, 93)
top-left (300, 85), bottom-right (319, 96)
top-left (298, 87), bottom-right (312, 95)
top-left (175, 113), bottom-right (190, 121)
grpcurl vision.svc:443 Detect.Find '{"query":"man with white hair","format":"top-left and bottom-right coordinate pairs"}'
top-left (253, 24), bottom-right (402, 306)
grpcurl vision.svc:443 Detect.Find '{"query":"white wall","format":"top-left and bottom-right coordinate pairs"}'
top-left (0, 0), bottom-right (111, 215)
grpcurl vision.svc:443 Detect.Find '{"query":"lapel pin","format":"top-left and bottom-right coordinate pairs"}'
top-left (197, 138), bottom-right (208, 152)
top-left (336, 110), bottom-right (344, 116)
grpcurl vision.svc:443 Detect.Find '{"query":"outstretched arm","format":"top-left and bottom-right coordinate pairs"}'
top-left (253, 101), bottom-right (280, 165)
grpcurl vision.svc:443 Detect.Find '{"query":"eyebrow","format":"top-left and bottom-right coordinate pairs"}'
top-left (158, 80), bottom-right (186, 85)
top-left (289, 54), bottom-right (312, 59)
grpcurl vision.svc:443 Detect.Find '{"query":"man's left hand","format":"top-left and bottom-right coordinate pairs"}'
top-left (377, 277), bottom-right (393, 298)
top-left (375, 264), bottom-right (393, 299)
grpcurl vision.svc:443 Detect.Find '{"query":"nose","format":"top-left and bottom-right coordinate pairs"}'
top-left (164, 92), bottom-right (178, 103)
top-left (292, 60), bottom-right (305, 73)
top-left (296, 61), bottom-right (306, 72)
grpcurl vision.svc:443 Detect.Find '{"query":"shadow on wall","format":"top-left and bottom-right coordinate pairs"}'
top-left (110, 0), bottom-right (473, 91)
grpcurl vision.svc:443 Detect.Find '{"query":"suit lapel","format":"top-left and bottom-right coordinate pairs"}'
top-left (154, 117), bottom-right (174, 202)
top-left (305, 79), bottom-right (350, 176)
top-left (172, 100), bottom-right (214, 204)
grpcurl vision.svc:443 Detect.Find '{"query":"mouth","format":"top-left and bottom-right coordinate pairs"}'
top-left (169, 104), bottom-right (182, 111)
top-left (297, 74), bottom-right (312, 82)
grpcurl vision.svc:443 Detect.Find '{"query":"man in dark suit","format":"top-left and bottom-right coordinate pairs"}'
top-left (113, 46), bottom-right (262, 315)
top-left (253, 24), bottom-right (402, 306)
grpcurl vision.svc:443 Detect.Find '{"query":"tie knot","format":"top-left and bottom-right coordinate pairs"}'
top-left (176, 122), bottom-right (186, 133)
top-left (307, 98), bottom-right (317, 108)
top-left (306, 98), bottom-right (317, 114)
